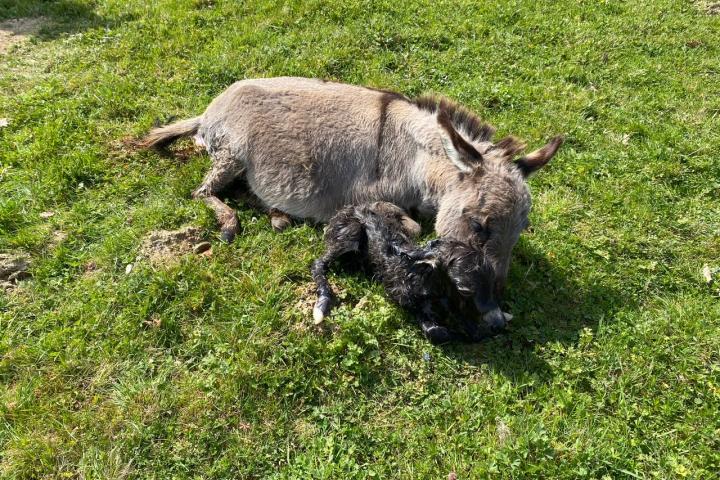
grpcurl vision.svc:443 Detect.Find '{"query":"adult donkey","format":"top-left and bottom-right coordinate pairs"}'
top-left (141, 77), bottom-right (562, 304)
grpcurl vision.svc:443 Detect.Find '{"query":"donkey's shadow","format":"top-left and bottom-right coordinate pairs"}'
top-left (440, 238), bottom-right (623, 382)
top-left (1, 0), bottom-right (132, 41)
top-left (221, 179), bottom-right (621, 384)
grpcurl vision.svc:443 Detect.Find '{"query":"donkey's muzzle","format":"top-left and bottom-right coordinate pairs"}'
top-left (482, 308), bottom-right (507, 332)
top-left (474, 298), bottom-right (506, 332)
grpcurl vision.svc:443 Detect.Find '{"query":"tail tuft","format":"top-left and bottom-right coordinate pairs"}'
top-left (138, 116), bottom-right (201, 149)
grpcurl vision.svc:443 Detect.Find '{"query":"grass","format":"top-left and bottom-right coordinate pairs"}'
top-left (1, 0), bottom-right (719, 478)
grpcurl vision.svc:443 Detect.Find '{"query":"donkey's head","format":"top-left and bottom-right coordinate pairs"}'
top-left (429, 102), bottom-right (563, 300)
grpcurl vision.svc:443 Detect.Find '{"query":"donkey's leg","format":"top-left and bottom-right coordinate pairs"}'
top-left (192, 157), bottom-right (243, 243)
top-left (269, 208), bottom-right (292, 232)
top-left (311, 255), bottom-right (336, 325)
top-left (200, 196), bottom-right (241, 243)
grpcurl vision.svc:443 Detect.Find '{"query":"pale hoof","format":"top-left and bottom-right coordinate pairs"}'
top-left (313, 306), bottom-right (325, 325)
top-left (313, 294), bottom-right (333, 325)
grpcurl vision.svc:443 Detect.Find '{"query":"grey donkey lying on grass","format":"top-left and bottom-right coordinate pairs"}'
top-left (140, 77), bottom-right (563, 307)
top-left (312, 202), bottom-right (512, 344)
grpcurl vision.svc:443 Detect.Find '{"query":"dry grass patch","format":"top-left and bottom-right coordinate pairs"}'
top-left (0, 17), bottom-right (47, 54)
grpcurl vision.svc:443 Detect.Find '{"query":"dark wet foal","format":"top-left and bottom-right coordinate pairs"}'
top-left (311, 202), bottom-right (510, 344)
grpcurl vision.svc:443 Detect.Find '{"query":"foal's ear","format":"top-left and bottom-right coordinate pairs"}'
top-left (437, 110), bottom-right (483, 173)
top-left (515, 136), bottom-right (564, 177)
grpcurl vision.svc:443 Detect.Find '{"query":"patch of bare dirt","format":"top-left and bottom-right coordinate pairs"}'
top-left (292, 282), bottom-right (321, 322)
top-left (0, 17), bottom-right (47, 55)
top-left (47, 230), bottom-right (68, 249)
top-left (116, 136), bottom-right (207, 163)
top-left (0, 253), bottom-right (31, 292)
top-left (697, 1), bottom-right (720, 14)
top-left (138, 226), bottom-right (211, 265)
top-left (291, 281), bottom-right (346, 332)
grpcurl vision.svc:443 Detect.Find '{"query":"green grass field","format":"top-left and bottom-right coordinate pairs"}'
top-left (1, 0), bottom-right (719, 478)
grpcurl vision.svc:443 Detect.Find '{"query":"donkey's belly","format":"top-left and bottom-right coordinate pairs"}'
top-left (246, 159), bottom-right (374, 222)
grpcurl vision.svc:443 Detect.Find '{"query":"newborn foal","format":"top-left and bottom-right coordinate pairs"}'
top-left (311, 202), bottom-right (508, 344)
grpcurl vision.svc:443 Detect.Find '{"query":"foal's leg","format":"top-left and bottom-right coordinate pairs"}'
top-left (311, 241), bottom-right (360, 324)
top-left (400, 215), bottom-right (422, 238)
top-left (192, 152), bottom-right (243, 243)
top-left (311, 218), bottom-right (363, 324)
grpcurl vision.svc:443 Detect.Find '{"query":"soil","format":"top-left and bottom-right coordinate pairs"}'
top-left (139, 226), bottom-right (210, 265)
top-left (0, 17), bottom-right (47, 55)
top-left (0, 253), bottom-right (31, 291)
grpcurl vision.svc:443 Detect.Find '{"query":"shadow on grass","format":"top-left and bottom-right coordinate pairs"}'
top-left (205, 177), bottom-right (622, 386)
top-left (440, 238), bottom-right (625, 382)
top-left (0, 0), bottom-right (130, 39)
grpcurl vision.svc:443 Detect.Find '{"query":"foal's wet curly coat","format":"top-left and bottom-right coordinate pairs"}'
top-left (312, 202), bottom-right (509, 344)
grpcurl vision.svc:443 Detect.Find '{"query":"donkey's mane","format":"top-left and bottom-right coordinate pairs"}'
top-left (414, 95), bottom-right (495, 143)
top-left (414, 94), bottom-right (526, 161)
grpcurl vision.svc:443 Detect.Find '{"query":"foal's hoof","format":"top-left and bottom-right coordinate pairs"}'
top-left (313, 295), bottom-right (333, 325)
top-left (424, 325), bottom-right (454, 345)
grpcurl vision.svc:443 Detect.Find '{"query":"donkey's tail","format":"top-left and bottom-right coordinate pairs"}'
top-left (138, 116), bottom-right (201, 149)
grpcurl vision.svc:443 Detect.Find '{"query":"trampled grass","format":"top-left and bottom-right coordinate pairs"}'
top-left (1, 0), bottom-right (719, 478)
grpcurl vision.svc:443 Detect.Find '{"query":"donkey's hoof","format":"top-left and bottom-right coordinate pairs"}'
top-left (219, 229), bottom-right (236, 243)
top-left (270, 211), bottom-right (292, 232)
top-left (312, 306), bottom-right (325, 324)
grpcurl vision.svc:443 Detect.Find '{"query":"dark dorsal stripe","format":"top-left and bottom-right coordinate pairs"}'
top-left (377, 91), bottom-right (407, 149)
top-left (374, 91), bottom-right (408, 178)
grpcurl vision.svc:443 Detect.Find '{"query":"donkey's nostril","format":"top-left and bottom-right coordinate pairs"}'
top-left (482, 308), bottom-right (507, 332)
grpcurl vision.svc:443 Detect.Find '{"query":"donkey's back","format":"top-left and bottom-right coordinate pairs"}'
top-left (205, 78), bottom-right (406, 217)
top-left (141, 77), bottom-right (424, 231)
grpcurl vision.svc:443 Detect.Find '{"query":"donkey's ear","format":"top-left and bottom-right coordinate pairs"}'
top-left (437, 110), bottom-right (483, 173)
top-left (515, 135), bottom-right (564, 177)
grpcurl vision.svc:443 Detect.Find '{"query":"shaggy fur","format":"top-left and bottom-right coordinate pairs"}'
top-left (140, 77), bottom-right (563, 299)
top-left (311, 202), bottom-right (508, 344)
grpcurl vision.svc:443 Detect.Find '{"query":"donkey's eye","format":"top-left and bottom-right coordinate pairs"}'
top-left (470, 220), bottom-right (488, 235)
